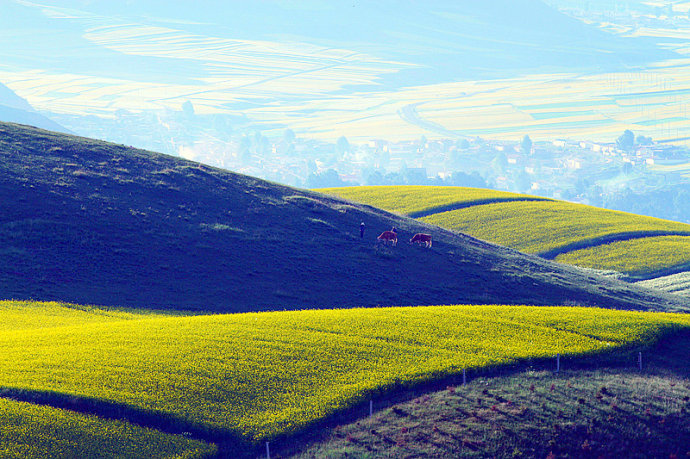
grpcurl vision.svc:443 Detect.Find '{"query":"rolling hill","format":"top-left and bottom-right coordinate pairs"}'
top-left (2, 300), bottom-right (690, 457)
top-left (0, 397), bottom-right (216, 458)
top-left (321, 186), bottom-right (690, 282)
top-left (1, 122), bottom-right (688, 312)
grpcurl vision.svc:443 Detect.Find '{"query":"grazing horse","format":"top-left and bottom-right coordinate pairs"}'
top-left (377, 230), bottom-right (398, 246)
top-left (410, 233), bottom-right (432, 248)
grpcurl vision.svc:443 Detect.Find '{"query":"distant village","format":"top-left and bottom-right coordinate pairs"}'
top-left (54, 104), bottom-right (690, 224)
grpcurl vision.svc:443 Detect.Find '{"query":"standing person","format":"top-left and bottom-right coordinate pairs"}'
top-left (360, 222), bottom-right (366, 238)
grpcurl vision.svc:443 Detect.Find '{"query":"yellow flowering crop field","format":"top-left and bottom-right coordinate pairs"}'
top-left (316, 186), bottom-right (690, 275)
top-left (554, 236), bottom-right (690, 276)
top-left (0, 300), bottom-right (171, 332)
top-left (1, 301), bottom-right (690, 446)
top-left (318, 185), bottom-right (545, 216)
top-left (421, 200), bottom-right (690, 255)
top-left (0, 398), bottom-right (216, 459)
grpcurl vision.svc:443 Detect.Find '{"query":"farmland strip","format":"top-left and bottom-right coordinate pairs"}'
top-left (2, 305), bottom-right (690, 443)
top-left (539, 231), bottom-right (690, 259)
top-left (408, 196), bottom-right (551, 218)
top-left (0, 397), bottom-right (216, 459)
top-left (0, 388), bottom-right (227, 445)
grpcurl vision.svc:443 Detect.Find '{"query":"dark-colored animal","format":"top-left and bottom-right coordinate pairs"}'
top-left (377, 230), bottom-right (398, 246)
top-left (410, 233), bottom-right (432, 248)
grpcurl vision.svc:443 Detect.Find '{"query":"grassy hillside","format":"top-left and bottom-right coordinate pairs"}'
top-left (1, 122), bottom-right (686, 312)
top-left (2, 300), bottom-right (690, 456)
top-left (291, 352), bottom-right (690, 458)
top-left (637, 272), bottom-right (690, 298)
top-left (0, 398), bottom-right (216, 459)
top-left (322, 186), bottom-right (690, 279)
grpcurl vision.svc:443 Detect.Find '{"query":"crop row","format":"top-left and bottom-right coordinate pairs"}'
top-left (1, 302), bottom-right (689, 443)
top-left (0, 397), bottom-right (215, 459)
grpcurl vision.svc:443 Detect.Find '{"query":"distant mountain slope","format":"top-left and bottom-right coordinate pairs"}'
top-left (0, 83), bottom-right (70, 134)
top-left (1, 122), bottom-right (687, 312)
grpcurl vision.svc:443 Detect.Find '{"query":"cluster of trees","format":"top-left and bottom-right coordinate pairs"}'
top-left (305, 168), bottom-right (489, 189)
top-left (364, 169), bottom-right (488, 188)
top-left (604, 185), bottom-right (690, 224)
top-left (616, 129), bottom-right (653, 151)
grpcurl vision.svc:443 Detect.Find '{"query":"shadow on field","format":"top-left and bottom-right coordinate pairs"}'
top-left (0, 387), bottom-right (245, 450)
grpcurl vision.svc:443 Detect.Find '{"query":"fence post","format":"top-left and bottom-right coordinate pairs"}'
top-left (463, 368), bottom-right (466, 386)
top-left (369, 399), bottom-right (373, 417)
top-left (266, 441), bottom-right (270, 459)
top-left (638, 351), bottom-right (642, 371)
top-left (556, 353), bottom-right (560, 374)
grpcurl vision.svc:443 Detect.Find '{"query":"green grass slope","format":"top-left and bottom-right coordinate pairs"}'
top-left (2, 122), bottom-right (687, 312)
top-left (321, 186), bottom-right (690, 279)
top-left (291, 351), bottom-right (690, 458)
top-left (2, 301), bottom-right (690, 454)
top-left (637, 272), bottom-right (690, 298)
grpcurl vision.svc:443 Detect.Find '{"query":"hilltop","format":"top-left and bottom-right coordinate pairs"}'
top-left (1, 121), bottom-right (687, 312)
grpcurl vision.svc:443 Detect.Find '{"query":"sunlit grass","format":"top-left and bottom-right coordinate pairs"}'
top-left (318, 185), bottom-right (541, 216)
top-left (420, 200), bottom-right (690, 254)
top-left (555, 236), bottom-right (690, 275)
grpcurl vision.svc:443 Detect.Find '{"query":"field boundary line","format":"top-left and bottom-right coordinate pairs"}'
top-left (408, 196), bottom-right (552, 218)
top-left (538, 230), bottom-right (690, 260)
top-left (272, 327), bottom-right (690, 459)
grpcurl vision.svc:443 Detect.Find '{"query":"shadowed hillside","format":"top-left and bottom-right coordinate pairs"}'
top-left (1, 122), bottom-right (687, 312)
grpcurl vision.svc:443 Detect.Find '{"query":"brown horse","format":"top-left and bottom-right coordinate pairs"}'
top-left (377, 230), bottom-right (398, 246)
top-left (410, 233), bottom-right (432, 248)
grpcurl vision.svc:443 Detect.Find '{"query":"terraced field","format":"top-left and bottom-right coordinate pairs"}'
top-left (2, 300), bottom-right (690, 456)
top-left (320, 186), bottom-right (690, 278)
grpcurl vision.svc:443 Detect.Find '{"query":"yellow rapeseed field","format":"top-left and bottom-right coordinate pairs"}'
top-left (0, 300), bottom-right (168, 331)
top-left (318, 185), bottom-right (540, 215)
top-left (1, 301), bottom-right (689, 443)
top-left (554, 236), bottom-right (690, 275)
top-left (0, 398), bottom-right (216, 458)
top-left (316, 186), bottom-right (690, 275)
top-left (420, 200), bottom-right (690, 254)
